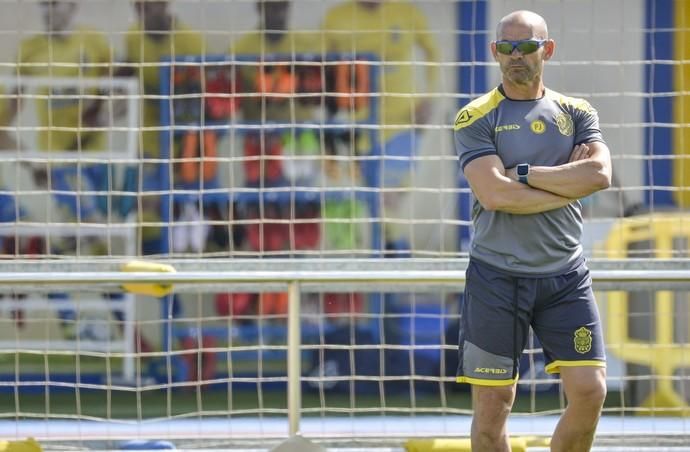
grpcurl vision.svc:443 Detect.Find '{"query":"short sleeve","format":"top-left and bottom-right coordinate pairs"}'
top-left (124, 26), bottom-right (139, 63)
top-left (85, 30), bottom-right (112, 75)
top-left (573, 100), bottom-right (605, 145)
top-left (16, 39), bottom-right (34, 76)
top-left (179, 29), bottom-right (205, 56)
top-left (320, 5), bottom-right (349, 52)
top-left (453, 112), bottom-right (497, 170)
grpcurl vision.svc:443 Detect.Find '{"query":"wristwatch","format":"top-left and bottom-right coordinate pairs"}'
top-left (516, 163), bottom-right (530, 185)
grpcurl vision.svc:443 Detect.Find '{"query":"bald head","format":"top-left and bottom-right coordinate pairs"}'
top-left (257, 0), bottom-right (290, 35)
top-left (496, 10), bottom-right (548, 40)
top-left (133, 1), bottom-right (171, 33)
top-left (40, 1), bottom-right (77, 33)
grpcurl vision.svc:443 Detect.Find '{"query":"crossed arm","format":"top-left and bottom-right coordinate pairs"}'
top-left (463, 141), bottom-right (612, 215)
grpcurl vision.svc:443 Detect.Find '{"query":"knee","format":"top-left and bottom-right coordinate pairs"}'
top-left (471, 385), bottom-right (516, 450)
top-left (473, 385), bottom-right (515, 427)
top-left (568, 371), bottom-right (607, 408)
top-left (478, 386), bottom-right (515, 410)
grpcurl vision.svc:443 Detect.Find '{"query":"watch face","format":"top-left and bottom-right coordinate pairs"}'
top-left (517, 164), bottom-right (528, 176)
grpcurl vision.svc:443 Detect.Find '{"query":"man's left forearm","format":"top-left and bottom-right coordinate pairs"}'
top-left (525, 160), bottom-right (611, 198)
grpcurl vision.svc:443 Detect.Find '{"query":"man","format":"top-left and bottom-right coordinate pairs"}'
top-left (125, 0), bottom-right (206, 162)
top-left (453, 10), bottom-right (610, 451)
top-left (321, 0), bottom-right (439, 251)
top-left (15, 0), bottom-right (111, 223)
top-left (122, 0), bottom-right (206, 253)
top-left (221, 1), bottom-right (321, 319)
top-left (230, 0), bottom-right (319, 187)
top-left (118, 2), bottom-right (206, 352)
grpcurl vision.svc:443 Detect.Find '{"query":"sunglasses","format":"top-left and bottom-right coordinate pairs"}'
top-left (495, 39), bottom-right (546, 55)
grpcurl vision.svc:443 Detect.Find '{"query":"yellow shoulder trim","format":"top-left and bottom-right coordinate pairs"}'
top-left (456, 375), bottom-right (518, 387)
top-left (453, 88), bottom-right (504, 131)
top-left (545, 360), bottom-right (606, 375)
top-left (544, 88), bottom-right (595, 113)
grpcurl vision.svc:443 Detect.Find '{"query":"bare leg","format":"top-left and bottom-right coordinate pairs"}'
top-left (551, 366), bottom-right (607, 452)
top-left (471, 384), bottom-right (516, 452)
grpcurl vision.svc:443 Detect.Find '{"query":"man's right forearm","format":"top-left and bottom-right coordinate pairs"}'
top-left (488, 180), bottom-right (576, 214)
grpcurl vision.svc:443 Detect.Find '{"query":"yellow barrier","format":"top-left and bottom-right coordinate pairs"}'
top-left (0, 438), bottom-right (42, 452)
top-left (121, 260), bottom-right (176, 297)
top-left (405, 436), bottom-right (550, 452)
top-left (604, 213), bottom-right (690, 415)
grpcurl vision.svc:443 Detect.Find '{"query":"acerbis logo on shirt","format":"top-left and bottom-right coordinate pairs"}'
top-left (495, 124), bottom-right (520, 133)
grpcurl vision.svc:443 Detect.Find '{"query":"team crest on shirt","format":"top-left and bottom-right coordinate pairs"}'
top-left (554, 112), bottom-right (574, 136)
top-left (530, 119), bottom-right (546, 134)
top-left (574, 327), bottom-right (593, 354)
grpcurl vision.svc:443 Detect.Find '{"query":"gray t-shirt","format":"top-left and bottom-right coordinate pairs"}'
top-left (453, 86), bottom-right (605, 276)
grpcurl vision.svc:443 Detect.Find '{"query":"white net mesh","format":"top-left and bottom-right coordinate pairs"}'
top-left (0, 0), bottom-right (688, 449)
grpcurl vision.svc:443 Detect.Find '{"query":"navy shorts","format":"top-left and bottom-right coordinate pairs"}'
top-left (456, 258), bottom-right (606, 386)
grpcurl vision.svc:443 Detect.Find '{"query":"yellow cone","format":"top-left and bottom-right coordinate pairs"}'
top-left (121, 260), bottom-right (176, 297)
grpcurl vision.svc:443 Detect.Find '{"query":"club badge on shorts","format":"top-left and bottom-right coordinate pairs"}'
top-left (574, 326), bottom-right (593, 354)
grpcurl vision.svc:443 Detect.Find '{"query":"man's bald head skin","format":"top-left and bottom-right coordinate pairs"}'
top-left (496, 10), bottom-right (548, 40)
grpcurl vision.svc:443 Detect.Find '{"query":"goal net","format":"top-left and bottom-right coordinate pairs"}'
top-left (0, 0), bottom-right (688, 450)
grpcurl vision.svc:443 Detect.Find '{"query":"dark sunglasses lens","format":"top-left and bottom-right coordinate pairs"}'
top-left (496, 42), bottom-right (514, 54)
top-left (516, 41), bottom-right (539, 54)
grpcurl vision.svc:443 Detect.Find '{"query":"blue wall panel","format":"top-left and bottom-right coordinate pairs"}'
top-left (456, 0), bottom-right (488, 250)
top-left (645, 0), bottom-right (675, 206)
